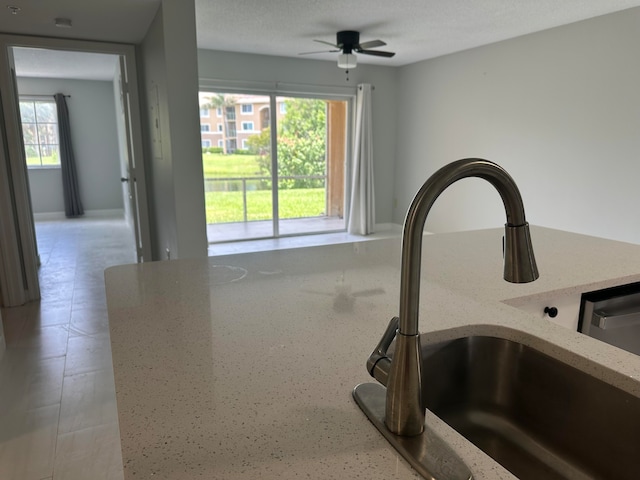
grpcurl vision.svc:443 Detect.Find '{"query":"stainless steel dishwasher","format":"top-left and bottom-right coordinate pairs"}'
top-left (579, 281), bottom-right (640, 356)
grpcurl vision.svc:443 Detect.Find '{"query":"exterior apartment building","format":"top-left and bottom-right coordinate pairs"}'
top-left (199, 94), bottom-right (286, 152)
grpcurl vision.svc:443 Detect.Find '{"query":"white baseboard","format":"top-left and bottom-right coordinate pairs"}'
top-left (34, 209), bottom-right (124, 221)
top-left (33, 211), bottom-right (65, 221)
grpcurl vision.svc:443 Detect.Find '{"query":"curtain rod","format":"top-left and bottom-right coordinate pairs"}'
top-left (20, 94), bottom-right (71, 98)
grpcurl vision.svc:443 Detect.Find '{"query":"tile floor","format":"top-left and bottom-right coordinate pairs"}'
top-left (0, 216), bottom-right (136, 480)
top-left (0, 216), bottom-right (399, 479)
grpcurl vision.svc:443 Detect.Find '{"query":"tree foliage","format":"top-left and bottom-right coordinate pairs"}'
top-left (247, 98), bottom-right (326, 189)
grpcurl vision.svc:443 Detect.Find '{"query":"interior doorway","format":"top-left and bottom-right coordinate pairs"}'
top-left (0, 35), bottom-right (151, 307)
top-left (12, 48), bottom-right (132, 220)
top-left (12, 46), bottom-right (141, 281)
top-left (199, 91), bottom-right (349, 243)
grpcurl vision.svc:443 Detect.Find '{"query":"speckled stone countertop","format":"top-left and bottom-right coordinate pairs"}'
top-left (106, 227), bottom-right (640, 479)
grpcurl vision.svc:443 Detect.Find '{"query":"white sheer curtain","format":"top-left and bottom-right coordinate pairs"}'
top-left (348, 84), bottom-right (375, 235)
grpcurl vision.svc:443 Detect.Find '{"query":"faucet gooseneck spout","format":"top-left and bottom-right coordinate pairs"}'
top-left (385, 158), bottom-right (539, 436)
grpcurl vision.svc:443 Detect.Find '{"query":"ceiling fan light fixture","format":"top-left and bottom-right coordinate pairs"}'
top-left (337, 53), bottom-right (357, 69)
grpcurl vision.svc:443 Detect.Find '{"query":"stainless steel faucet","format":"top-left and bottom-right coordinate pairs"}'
top-left (386, 158), bottom-right (539, 435)
top-left (353, 159), bottom-right (538, 478)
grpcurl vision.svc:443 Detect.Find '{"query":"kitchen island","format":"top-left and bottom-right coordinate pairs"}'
top-left (106, 226), bottom-right (640, 479)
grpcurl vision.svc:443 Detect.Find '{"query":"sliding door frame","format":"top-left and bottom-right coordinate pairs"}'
top-left (199, 78), bottom-right (356, 242)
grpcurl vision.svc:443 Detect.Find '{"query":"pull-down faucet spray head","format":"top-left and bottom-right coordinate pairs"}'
top-left (504, 223), bottom-right (538, 283)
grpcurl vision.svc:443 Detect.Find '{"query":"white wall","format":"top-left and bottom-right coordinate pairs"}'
top-left (17, 77), bottom-right (124, 214)
top-left (139, 0), bottom-right (207, 260)
top-left (197, 49), bottom-right (399, 225)
top-left (395, 8), bottom-right (640, 244)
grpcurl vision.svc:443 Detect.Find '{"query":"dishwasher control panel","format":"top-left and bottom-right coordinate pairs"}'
top-left (579, 281), bottom-right (640, 356)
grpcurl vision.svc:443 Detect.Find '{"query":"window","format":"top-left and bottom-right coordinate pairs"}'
top-left (201, 124), bottom-right (211, 132)
top-left (217, 139), bottom-right (224, 147)
top-left (279, 102), bottom-right (287, 114)
top-left (241, 104), bottom-right (253, 114)
top-left (217, 123), bottom-right (223, 132)
top-left (241, 121), bottom-right (254, 131)
top-left (20, 98), bottom-right (60, 168)
top-left (202, 140), bottom-right (211, 148)
top-left (216, 107), bottom-right (222, 117)
top-left (200, 108), bottom-right (210, 117)
top-left (242, 139), bottom-right (249, 149)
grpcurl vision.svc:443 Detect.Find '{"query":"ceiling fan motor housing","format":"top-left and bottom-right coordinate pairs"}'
top-left (337, 30), bottom-right (360, 53)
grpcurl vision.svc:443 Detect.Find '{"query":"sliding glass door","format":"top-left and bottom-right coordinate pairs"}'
top-left (200, 91), bottom-right (349, 243)
top-left (275, 96), bottom-right (347, 236)
top-left (200, 92), bottom-right (274, 241)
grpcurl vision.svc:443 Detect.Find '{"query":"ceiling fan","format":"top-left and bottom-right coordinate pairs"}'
top-left (300, 30), bottom-right (395, 70)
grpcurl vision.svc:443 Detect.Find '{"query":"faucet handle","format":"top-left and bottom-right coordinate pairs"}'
top-left (366, 316), bottom-right (399, 386)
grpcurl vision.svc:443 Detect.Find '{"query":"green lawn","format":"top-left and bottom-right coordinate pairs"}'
top-left (205, 188), bottom-right (325, 223)
top-left (202, 152), bottom-right (262, 177)
top-left (26, 155), bottom-right (59, 167)
top-left (202, 152), bottom-right (327, 223)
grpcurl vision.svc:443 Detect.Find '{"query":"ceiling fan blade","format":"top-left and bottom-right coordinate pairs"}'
top-left (314, 39), bottom-right (340, 48)
top-left (358, 39), bottom-right (386, 49)
top-left (359, 49), bottom-right (396, 58)
top-left (299, 49), bottom-right (340, 55)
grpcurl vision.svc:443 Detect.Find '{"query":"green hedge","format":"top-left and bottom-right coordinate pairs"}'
top-left (202, 147), bottom-right (223, 154)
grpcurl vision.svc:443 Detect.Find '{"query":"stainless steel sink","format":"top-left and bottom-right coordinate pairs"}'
top-left (420, 335), bottom-right (640, 480)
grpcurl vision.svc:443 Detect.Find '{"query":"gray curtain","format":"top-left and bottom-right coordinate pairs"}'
top-left (54, 93), bottom-right (84, 217)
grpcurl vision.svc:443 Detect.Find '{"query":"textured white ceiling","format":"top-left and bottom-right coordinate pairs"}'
top-left (4, 0), bottom-right (640, 79)
top-left (195, 0), bottom-right (640, 66)
top-left (0, 0), bottom-right (160, 44)
top-left (1, 0), bottom-right (159, 81)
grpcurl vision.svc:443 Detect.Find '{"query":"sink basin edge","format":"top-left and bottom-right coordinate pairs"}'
top-left (420, 323), bottom-right (640, 397)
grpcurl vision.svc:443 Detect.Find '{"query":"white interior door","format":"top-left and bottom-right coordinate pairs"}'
top-left (118, 56), bottom-right (152, 262)
top-left (0, 42), bottom-right (40, 306)
top-left (115, 60), bottom-right (134, 232)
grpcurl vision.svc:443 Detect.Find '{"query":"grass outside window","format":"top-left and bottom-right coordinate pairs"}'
top-left (205, 188), bottom-right (325, 223)
top-left (203, 152), bottom-right (327, 224)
